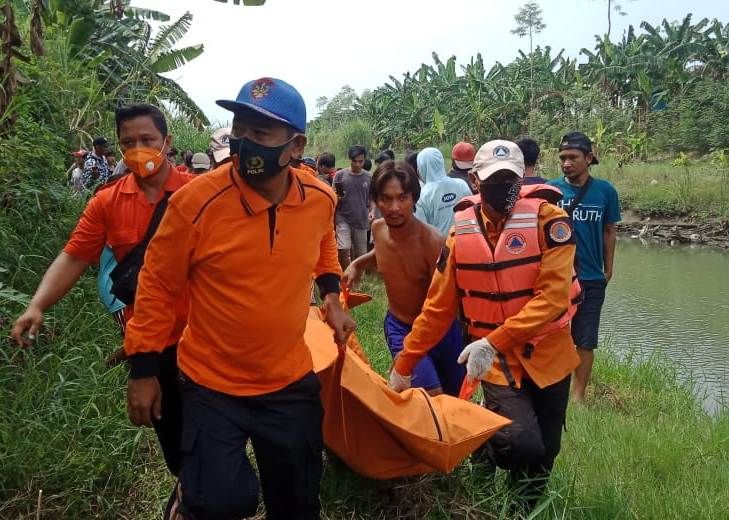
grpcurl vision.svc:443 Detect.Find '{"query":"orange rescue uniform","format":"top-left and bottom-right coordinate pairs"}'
top-left (63, 167), bottom-right (194, 345)
top-left (394, 201), bottom-right (579, 389)
top-left (123, 165), bottom-right (342, 396)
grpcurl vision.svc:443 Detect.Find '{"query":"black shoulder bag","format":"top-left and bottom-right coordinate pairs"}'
top-left (563, 176), bottom-right (593, 220)
top-left (110, 192), bottom-right (172, 305)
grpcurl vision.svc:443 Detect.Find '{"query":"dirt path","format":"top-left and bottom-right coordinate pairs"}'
top-left (618, 210), bottom-right (729, 249)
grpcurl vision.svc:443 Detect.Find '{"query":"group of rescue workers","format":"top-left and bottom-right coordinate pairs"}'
top-left (11, 76), bottom-right (620, 519)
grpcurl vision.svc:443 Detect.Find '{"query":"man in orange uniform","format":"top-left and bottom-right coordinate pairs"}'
top-left (11, 104), bottom-right (194, 476)
top-left (123, 77), bottom-right (355, 520)
top-left (389, 140), bottom-right (580, 506)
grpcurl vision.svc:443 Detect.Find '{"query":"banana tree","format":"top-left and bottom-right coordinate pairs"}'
top-left (41, 1), bottom-right (208, 125)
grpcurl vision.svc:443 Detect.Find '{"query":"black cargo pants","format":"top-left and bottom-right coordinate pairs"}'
top-left (481, 375), bottom-right (571, 494)
top-left (177, 371), bottom-right (324, 520)
top-left (152, 345), bottom-right (183, 476)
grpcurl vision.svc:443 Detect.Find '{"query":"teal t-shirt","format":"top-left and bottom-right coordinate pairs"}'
top-left (548, 177), bottom-right (621, 281)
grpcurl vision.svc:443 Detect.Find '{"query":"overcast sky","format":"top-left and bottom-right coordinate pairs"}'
top-left (133, 0), bottom-right (729, 126)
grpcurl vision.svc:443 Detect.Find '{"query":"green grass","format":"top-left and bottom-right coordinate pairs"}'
top-left (2, 273), bottom-right (727, 519)
top-left (554, 158), bottom-right (729, 219)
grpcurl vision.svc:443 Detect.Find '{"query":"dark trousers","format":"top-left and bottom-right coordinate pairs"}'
top-left (153, 345), bottom-right (183, 476)
top-left (178, 372), bottom-right (324, 520)
top-left (482, 376), bottom-right (571, 492)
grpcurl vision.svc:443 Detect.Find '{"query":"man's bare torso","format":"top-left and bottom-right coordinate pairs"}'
top-left (372, 218), bottom-right (444, 324)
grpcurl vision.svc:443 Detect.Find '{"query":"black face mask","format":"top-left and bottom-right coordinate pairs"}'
top-left (481, 180), bottom-right (522, 214)
top-left (229, 136), bottom-right (294, 180)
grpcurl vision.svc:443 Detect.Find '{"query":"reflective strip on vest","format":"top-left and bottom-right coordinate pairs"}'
top-left (455, 227), bottom-right (480, 236)
top-left (504, 222), bottom-right (537, 229)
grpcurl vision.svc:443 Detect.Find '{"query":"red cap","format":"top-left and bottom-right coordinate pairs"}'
top-left (451, 141), bottom-right (476, 169)
top-left (71, 149), bottom-right (88, 157)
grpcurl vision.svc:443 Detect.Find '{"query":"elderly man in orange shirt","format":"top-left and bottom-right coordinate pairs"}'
top-left (389, 140), bottom-right (580, 509)
top-left (123, 77), bottom-right (355, 520)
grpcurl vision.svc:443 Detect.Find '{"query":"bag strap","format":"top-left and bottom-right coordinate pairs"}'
top-left (563, 176), bottom-right (593, 218)
top-left (140, 192), bottom-right (172, 247)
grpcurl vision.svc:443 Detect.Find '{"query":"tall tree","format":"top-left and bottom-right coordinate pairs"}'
top-left (596, 0), bottom-right (630, 39)
top-left (511, 2), bottom-right (546, 118)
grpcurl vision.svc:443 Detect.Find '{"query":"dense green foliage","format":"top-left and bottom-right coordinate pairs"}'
top-left (309, 13), bottom-right (729, 161)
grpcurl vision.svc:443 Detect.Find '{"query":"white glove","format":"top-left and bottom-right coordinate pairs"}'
top-left (457, 338), bottom-right (497, 381)
top-left (388, 367), bottom-right (412, 392)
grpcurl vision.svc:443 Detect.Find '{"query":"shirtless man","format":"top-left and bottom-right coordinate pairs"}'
top-left (343, 160), bottom-right (465, 396)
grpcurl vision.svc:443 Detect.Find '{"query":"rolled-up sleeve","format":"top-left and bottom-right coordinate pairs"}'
top-left (63, 195), bottom-right (106, 264)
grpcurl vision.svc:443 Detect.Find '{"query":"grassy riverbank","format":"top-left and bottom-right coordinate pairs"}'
top-left (562, 158), bottom-right (729, 219)
top-left (1, 273), bottom-right (727, 518)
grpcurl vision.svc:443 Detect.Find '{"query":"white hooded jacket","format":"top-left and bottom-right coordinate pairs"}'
top-left (415, 147), bottom-right (472, 236)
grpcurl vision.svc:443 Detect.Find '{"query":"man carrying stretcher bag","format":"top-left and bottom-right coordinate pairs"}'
top-left (389, 139), bottom-right (581, 508)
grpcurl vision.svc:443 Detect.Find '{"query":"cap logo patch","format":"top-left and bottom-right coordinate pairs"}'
top-left (493, 145), bottom-right (510, 159)
top-left (549, 221), bottom-right (572, 243)
top-left (251, 78), bottom-right (274, 100)
top-left (505, 232), bottom-right (527, 255)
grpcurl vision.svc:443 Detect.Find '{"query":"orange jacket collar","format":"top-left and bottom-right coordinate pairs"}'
top-left (230, 165), bottom-right (306, 215)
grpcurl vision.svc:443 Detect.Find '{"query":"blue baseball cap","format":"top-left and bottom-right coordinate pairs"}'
top-left (216, 77), bottom-right (306, 134)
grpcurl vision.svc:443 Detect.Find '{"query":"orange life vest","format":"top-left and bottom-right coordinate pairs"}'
top-left (453, 185), bottom-right (581, 382)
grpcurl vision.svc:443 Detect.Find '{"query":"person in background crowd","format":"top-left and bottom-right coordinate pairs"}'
top-left (548, 132), bottom-right (621, 402)
top-left (363, 158), bottom-right (372, 172)
top-left (82, 136), bottom-right (111, 189)
top-left (183, 150), bottom-right (194, 170)
top-left (123, 77), bottom-right (354, 520)
top-left (333, 145), bottom-right (371, 269)
top-left (210, 127), bottom-right (233, 168)
top-left (375, 149), bottom-right (395, 166)
top-left (414, 147), bottom-right (472, 236)
top-left (316, 152), bottom-right (336, 185)
top-left (191, 152), bottom-right (211, 174)
top-left (11, 104), bottom-right (195, 483)
top-left (303, 157), bottom-right (317, 171)
top-left (344, 160), bottom-right (465, 396)
top-left (405, 150), bottom-right (419, 183)
top-left (448, 141), bottom-right (477, 193)
top-left (290, 150), bottom-right (317, 175)
top-left (516, 137), bottom-right (545, 185)
top-left (390, 140), bottom-right (580, 511)
top-left (105, 149), bottom-right (117, 170)
top-left (167, 147), bottom-right (179, 165)
top-left (69, 149), bottom-right (87, 193)
top-left (112, 158), bottom-right (128, 177)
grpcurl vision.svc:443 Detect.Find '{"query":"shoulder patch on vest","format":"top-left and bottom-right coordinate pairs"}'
top-left (545, 217), bottom-right (574, 248)
top-left (504, 232), bottom-right (528, 255)
top-left (436, 245), bottom-right (450, 273)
